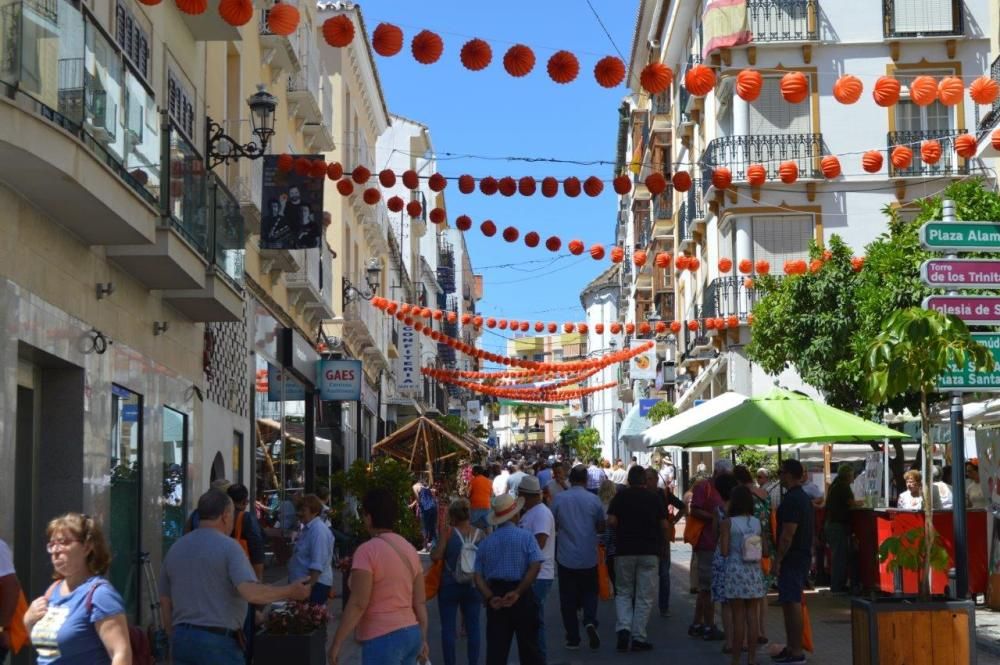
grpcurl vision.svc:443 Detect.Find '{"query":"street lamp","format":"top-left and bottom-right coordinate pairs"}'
top-left (343, 257), bottom-right (382, 304)
top-left (207, 84), bottom-right (278, 168)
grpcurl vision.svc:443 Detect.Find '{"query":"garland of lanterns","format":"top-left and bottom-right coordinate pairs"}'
top-left (421, 367), bottom-right (620, 401)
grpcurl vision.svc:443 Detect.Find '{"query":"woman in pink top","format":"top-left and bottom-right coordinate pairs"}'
top-left (328, 488), bottom-right (428, 665)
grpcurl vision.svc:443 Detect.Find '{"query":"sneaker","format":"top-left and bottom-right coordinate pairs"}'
top-left (774, 654), bottom-right (807, 664)
top-left (630, 639), bottom-right (653, 652)
top-left (616, 629), bottom-right (631, 652)
top-left (565, 639), bottom-right (580, 650)
top-left (687, 623), bottom-right (703, 637)
top-left (702, 626), bottom-right (725, 641)
top-left (771, 648), bottom-right (790, 661)
top-left (586, 624), bottom-right (601, 649)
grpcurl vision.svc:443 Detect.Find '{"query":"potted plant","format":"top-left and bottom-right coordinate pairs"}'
top-left (256, 601), bottom-right (328, 664)
top-left (856, 307), bottom-right (992, 664)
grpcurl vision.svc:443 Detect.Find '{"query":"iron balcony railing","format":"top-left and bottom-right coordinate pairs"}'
top-left (635, 213), bottom-right (652, 249)
top-left (679, 182), bottom-right (703, 240)
top-left (702, 277), bottom-right (758, 321)
top-left (746, 0), bottom-right (817, 42)
top-left (651, 91), bottom-right (670, 117)
top-left (883, 0), bottom-right (963, 38)
top-left (702, 134), bottom-right (825, 189)
top-left (653, 191), bottom-right (673, 222)
top-left (887, 129), bottom-right (969, 178)
top-left (977, 55), bottom-right (1000, 140)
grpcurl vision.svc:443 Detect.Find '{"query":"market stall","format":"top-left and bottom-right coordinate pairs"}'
top-left (372, 416), bottom-right (483, 481)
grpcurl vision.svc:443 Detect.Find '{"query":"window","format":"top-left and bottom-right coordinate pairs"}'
top-left (161, 407), bottom-right (187, 556)
top-left (232, 430), bottom-right (244, 484)
top-left (750, 76), bottom-right (811, 135)
top-left (889, 0), bottom-right (958, 34)
top-left (896, 69), bottom-right (955, 133)
top-left (115, 1), bottom-right (150, 81)
top-left (167, 68), bottom-right (195, 141)
top-left (110, 385), bottom-right (142, 621)
top-left (751, 215), bottom-right (814, 267)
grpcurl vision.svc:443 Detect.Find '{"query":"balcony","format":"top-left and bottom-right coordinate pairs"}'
top-left (286, 243), bottom-right (334, 326)
top-left (287, 40), bottom-right (322, 124)
top-left (259, 11), bottom-right (301, 77)
top-left (302, 77), bottom-right (335, 152)
top-left (179, 0), bottom-right (241, 40)
top-left (887, 130), bottom-right (969, 178)
top-left (883, 0), bottom-right (963, 38)
top-left (343, 294), bottom-right (391, 370)
top-left (976, 55), bottom-right (1000, 143)
top-left (650, 91), bottom-right (671, 135)
top-left (746, 0), bottom-right (818, 43)
top-left (653, 191), bottom-right (673, 236)
top-left (678, 182), bottom-right (704, 251)
top-left (702, 277), bottom-right (758, 322)
top-left (702, 134), bottom-right (825, 189)
top-left (234, 156), bottom-right (263, 235)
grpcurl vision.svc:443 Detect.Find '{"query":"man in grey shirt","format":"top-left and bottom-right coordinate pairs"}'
top-left (160, 489), bottom-right (311, 665)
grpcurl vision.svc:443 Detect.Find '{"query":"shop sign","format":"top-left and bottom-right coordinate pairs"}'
top-left (922, 295), bottom-right (1000, 325)
top-left (920, 259), bottom-right (1000, 290)
top-left (267, 363), bottom-right (306, 402)
top-left (919, 221), bottom-right (1000, 252)
top-left (628, 345), bottom-right (657, 380)
top-left (396, 325), bottom-right (419, 394)
top-left (317, 359), bottom-right (362, 401)
top-left (639, 398), bottom-right (661, 417)
top-left (937, 333), bottom-right (1000, 392)
top-left (466, 400), bottom-right (480, 426)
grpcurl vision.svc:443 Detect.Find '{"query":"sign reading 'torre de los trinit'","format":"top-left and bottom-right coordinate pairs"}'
top-left (919, 222), bottom-right (1000, 252)
top-left (921, 259), bottom-right (1000, 290)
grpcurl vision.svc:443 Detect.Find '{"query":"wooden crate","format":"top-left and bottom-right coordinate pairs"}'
top-left (851, 597), bottom-right (975, 665)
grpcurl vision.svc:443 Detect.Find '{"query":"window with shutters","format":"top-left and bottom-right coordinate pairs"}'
top-left (751, 215), bottom-right (814, 267)
top-left (167, 68), bottom-right (195, 142)
top-left (886, 0), bottom-right (961, 37)
top-left (115, 1), bottom-right (150, 82)
top-left (895, 69), bottom-right (956, 133)
top-left (749, 76), bottom-right (811, 135)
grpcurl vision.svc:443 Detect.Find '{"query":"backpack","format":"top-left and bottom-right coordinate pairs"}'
top-left (233, 510), bottom-right (250, 560)
top-left (453, 528), bottom-right (480, 584)
top-left (739, 518), bottom-right (763, 563)
top-left (418, 487), bottom-right (437, 513)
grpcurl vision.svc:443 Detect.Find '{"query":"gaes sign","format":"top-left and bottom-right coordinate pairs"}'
top-left (317, 359), bottom-right (362, 401)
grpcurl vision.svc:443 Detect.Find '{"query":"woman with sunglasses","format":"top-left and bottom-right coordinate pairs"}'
top-left (23, 513), bottom-right (132, 664)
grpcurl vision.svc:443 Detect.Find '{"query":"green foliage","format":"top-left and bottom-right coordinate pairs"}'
top-left (439, 414), bottom-right (468, 437)
top-left (878, 527), bottom-right (950, 575)
top-left (572, 427), bottom-right (603, 463)
top-left (471, 423), bottom-right (489, 439)
top-left (329, 457), bottom-right (420, 547)
top-left (646, 400), bottom-right (678, 424)
top-left (732, 445), bottom-right (778, 477)
top-left (559, 425), bottom-right (580, 449)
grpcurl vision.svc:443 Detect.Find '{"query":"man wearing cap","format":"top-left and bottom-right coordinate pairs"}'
top-left (518, 476), bottom-right (555, 661)
top-left (473, 493), bottom-right (546, 665)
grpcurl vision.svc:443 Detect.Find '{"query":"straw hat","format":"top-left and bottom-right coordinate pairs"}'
top-left (488, 493), bottom-right (525, 526)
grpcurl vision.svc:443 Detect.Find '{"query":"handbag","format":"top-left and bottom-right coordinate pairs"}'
top-left (7, 590), bottom-right (28, 654)
top-left (596, 544), bottom-right (612, 601)
top-left (683, 515), bottom-right (706, 546)
top-left (415, 531), bottom-right (448, 600)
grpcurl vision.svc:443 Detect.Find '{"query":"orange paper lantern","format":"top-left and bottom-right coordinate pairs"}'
top-left (851, 256), bottom-right (865, 272)
top-left (640, 62), bottom-right (673, 94)
top-left (266, 3), bottom-right (299, 36)
top-left (780, 71), bottom-right (809, 104)
top-left (744, 278), bottom-right (755, 289)
top-left (503, 44), bottom-right (535, 77)
top-left (955, 134), bottom-right (977, 159)
top-left (564, 323), bottom-right (576, 334)
top-left (590, 244), bottom-right (606, 260)
top-left (820, 155), bottom-right (841, 179)
top-left (833, 74), bottom-right (863, 104)
top-left (890, 145), bottom-right (913, 170)
top-left (712, 167), bottom-right (732, 190)
top-left (569, 240), bottom-right (585, 256)
top-left (219, 0), bottom-right (253, 26)
top-left (322, 14), bottom-right (354, 47)
top-left (645, 172), bottom-right (668, 195)
top-left (613, 175), bottom-right (632, 195)
top-left (687, 321), bottom-right (699, 332)
top-left (873, 76), bottom-right (901, 107)
top-left (655, 252), bottom-right (671, 269)
top-left (862, 150), bottom-right (883, 173)
top-left (596, 56), bottom-right (627, 89)
top-left (738, 258), bottom-right (753, 274)
top-left (921, 139), bottom-right (942, 164)
top-left (735, 68), bottom-right (763, 102)
top-left (672, 171), bottom-right (692, 192)
top-left (719, 257), bottom-right (733, 273)
top-left (610, 323), bottom-right (622, 334)
top-left (625, 323), bottom-right (636, 335)
top-left (970, 75), bottom-right (1000, 105)
top-left (411, 30), bottom-right (444, 65)
top-left (685, 64), bottom-right (716, 97)
top-left (688, 257), bottom-right (701, 272)
top-left (519, 176), bottom-right (536, 196)
top-left (778, 161), bottom-right (798, 184)
top-left (460, 38), bottom-right (492, 71)
top-left (563, 177), bottom-right (582, 197)
top-left (372, 22), bottom-right (403, 57)
top-left (583, 176), bottom-right (604, 197)
top-left (633, 250), bottom-right (648, 267)
top-left (610, 247), bottom-right (625, 263)
top-left (547, 50), bottom-right (580, 84)
top-left (675, 255), bottom-right (691, 270)
top-left (937, 76), bottom-right (964, 106)
top-left (595, 323), bottom-right (605, 334)
top-left (755, 259), bottom-right (770, 275)
top-left (747, 163), bottom-right (766, 186)
top-left (524, 231), bottom-right (540, 247)
top-left (909, 75), bottom-right (937, 106)
top-left (541, 177), bottom-right (559, 197)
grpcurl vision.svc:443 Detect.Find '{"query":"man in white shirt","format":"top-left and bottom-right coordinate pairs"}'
top-left (657, 455), bottom-right (677, 493)
top-left (967, 460), bottom-right (987, 509)
top-left (493, 463), bottom-right (511, 497)
top-left (586, 459), bottom-right (607, 494)
top-left (518, 476), bottom-right (555, 661)
top-left (611, 460), bottom-right (628, 488)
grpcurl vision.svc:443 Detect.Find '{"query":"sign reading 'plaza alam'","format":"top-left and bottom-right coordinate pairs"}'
top-left (919, 221), bottom-right (1000, 252)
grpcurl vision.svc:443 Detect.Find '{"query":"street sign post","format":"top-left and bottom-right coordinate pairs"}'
top-left (937, 333), bottom-right (1000, 391)
top-left (920, 259), bottom-right (1000, 289)
top-left (919, 221), bottom-right (1000, 252)
top-left (922, 295), bottom-right (1000, 324)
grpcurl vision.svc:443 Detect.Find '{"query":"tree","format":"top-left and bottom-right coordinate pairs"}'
top-left (559, 424), bottom-right (580, 450)
top-left (646, 400), bottom-right (678, 424)
top-left (512, 403), bottom-right (545, 446)
top-left (438, 414), bottom-right (468, 437)
top-left (572, 427), bottom-right (603, 463)
top-left (864, 307), bottom-right (993, 599)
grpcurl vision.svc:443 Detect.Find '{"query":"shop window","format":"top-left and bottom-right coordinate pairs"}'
top-left (161, 407), bottom-right (187, 556)
top-left (110, 384), bottom-right (142, 621)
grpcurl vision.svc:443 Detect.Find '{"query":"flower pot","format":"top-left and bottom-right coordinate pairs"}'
top-left (255, 626), bottom-right (326, 665)
top-left (851, 596), bottom-right (975, 664)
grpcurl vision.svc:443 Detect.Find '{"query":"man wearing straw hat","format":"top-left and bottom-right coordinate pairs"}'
top-left (473, 493), bottom-right (546, 665)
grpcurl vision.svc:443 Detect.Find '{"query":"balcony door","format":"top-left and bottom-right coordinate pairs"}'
top-left (751, 215), bottom-right (814, 268)
top-left (894, 70), bottom-right (955, 175)
top-left (749, 77), bottom-right (811, 135)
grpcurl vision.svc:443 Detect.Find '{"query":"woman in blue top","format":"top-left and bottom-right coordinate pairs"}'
top-left (430, 499), bottom-right (483, 665)
top-left (24, 513), bottom-right (132, 665)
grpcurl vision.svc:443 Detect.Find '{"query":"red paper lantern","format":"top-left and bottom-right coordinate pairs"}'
top-left (402, 170), bottom-right (419, 189)
top-left (293, 157), bottom-right (311, 176)
top-left (176, 0), bottom-right (207, 15)
top-left (610, 247), bottom-right (625, 263)
top-left (411, 30), bottom-right (444, 65)
top-left (460, 38), bottom-right (492, 71)
top-left (747, 163), bottom-right (766, 186)
top-left (862, 150), bottom-right (883, 174)
top-left (613, 175), bottom-right (632, 195)
top-left (372, 22), bottom-right (403, 57)
top-left (473, 316), bottom-right (483, 328)
top-left (993, 129), bottom-right (1000, 151)
top-left (352, 165), bottom-right (371, 184)
top-left (670, 321), bottom-right (681, 333)
top-left (327, 162), bottom-right (343, 180)
top-left (564, 323), bottom-right (576, 334)
top-left (486, 318), bottom-right (496, 328)
top-left (420, 307), bottom-right (432, 319)
top-left (596, 56), bottom-right (627, 89)
top-left (309, 159), bottom-right (327, 179)
top-left (569, 240), bottom-right (585, 255)
top-left (387, 196), bottom-right (404, 212)
top-left (541, 177), bottom-right (559, 197)
top-left (851, 256), bottom-right (865, 272)
top-left (429, 208), bottom-right (445, 224)
top-left (456, 215), bottom-right (472, 231)
top-left (735, 68), bottom-right (763, 102)
top-left (640, 62), bottom-right (673, 94)
top-left (891, 145), bottom-right (913, 170)
top-left (428, 173), bottom-right (447, 192)
top-left (921, 139), bottom-right (942, 164)
top-left (479, 176), bottom-right (498, 195)
top-left (545, 236), bottom-right (562, 252)
top-left (727, 315), bottom-right (739, 328)
top-left (610, 322), bottom-right (622, 335)
top-left (655, 321), bottom-right (667, 334)
top-left (638, 322), bottom-right (651, 336)
top-left (276, 153), bottom-right (293, 173)
top-left (547, 323), bottom-right (557, 334)
top-left (502, 227), bottom-right (519, 242)
top-left (266, 3), bottom-right (299, 35)
top-left (645, 172), bottom-right (668, 195)
top-left (655, 252), bottom-right (671, 269)
top-left (219, 0), bottom-right (253, 27)
top-left (633, 250), bottom-right (647, 267)
top-left (336, 179), bottom-right (354, 196)
top-left (719, 257), bottom-right (733, 273)
top-left (778, 161), bottom-right (798, 184)
top-left (498, 320), bottom-right (508, 330)
top-left (458, 174), bottom-right (475, 193)
top-left (755, 259), bottom-right (771, 275)
top-left (518, 177), bottom-right (536, 196)
top-left (378, 169), bottom-right (396, 188)
top-left (503, 44), bottom-right (535, 77)
top-left (809, 259), bottom-right (824, 273)
top-left (590, 244), bottom-right (606, 260)
top-left (687, 320), bottom-right (699, 332)
top-left (675, 255), bottom-right (690, 270)
top-left (481, 220), bottom-right (497, 236)
top-left (970, 75), bottom-right (1000, 105)
top-left (712, 167), bottom-right (732, 190)
top-left (873, 76), bottom-right (901, 107)
top-left (705, 318), bottom-right (716, 331)
top-left (595, 323), bottom-right (605, 334)
top-left (672, 171), bottom-right (692, 192)
top-left (955, 134), bottom-right (977, 159)
top-left (524, 231), bottom-right (540, 247)
top-left (322, 14), bottom-right (354, 47)
top-left (583, 176), bottom-right (604, 197)
top-left (406, 200), bottom-right (422, 217)
top-left (547, 50), bottom-right (580, 84)
top-left (579, 323), bottom-right (589, 334)
top-left (833, 74), bottom-right (863, 104)
top-left (498, 176), bottom-right (517, 197)
top-left (685, 64), bottom-right (716, 97)
top-left (362, 188), bottom-right (380, 205)
top-left (937, 76), bottom-right (964, 106)
top-left (910, 75), bottom-right (938, 106)
top-left (688, 257), bottom-right (701, 272)
top-left (625, 323), bottom-right (635, 335)
top-left (563, 177), bottom-right (582, 197)
top-left (820, 155), bottom-right (841, 179)
top-left (780, 71), bottom-right (809, 104)
top-left (744, 278), bottom-right (755, 289)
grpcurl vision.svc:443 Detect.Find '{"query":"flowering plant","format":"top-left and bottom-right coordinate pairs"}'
top-left (264, 602), bottom-right (328, 635)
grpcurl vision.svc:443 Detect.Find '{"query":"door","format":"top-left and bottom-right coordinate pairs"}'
top-left (110, 385), bottom-right (142, 621)
top-left (161, 407), bottom-right (187, 557)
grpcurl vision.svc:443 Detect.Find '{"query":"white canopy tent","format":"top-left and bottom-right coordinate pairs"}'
top-left (639, 391), bottom-right (749, 449)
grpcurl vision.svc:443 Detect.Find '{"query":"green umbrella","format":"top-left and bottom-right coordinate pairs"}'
top-left (650, 388), bottom-right (908, 449)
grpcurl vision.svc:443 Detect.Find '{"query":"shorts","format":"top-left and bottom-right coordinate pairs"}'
top-left (777, 556), bottom-right (810, 604)
top-left (695, 549), bottom-right (714, 589)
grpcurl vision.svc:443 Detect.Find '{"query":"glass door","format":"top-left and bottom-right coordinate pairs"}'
top-left (161, 407), bottom-right (187, 557)
top-left (110, 385), bottom-right (142, 621)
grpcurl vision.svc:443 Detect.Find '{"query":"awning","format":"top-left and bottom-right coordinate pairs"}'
top-left (619, 402), bottom-right (652, 450)
top-left (641, 391), bottom-right (748, 449)
top-left (675, 354), bottom-right (727, 411)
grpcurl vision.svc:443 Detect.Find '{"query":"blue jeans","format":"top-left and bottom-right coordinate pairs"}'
top-left (362, 624), bottom-right (422, 665)
top-left (658, 555), bottom-right (671, 611)
top-left (172, 625), bottom-right (244, 665)
top-left (438, 582), bottom-right (482, 665)
top-left (532, 578), bottom-right (553, 659)
top-left (471, 508), bottom-right (490, 530)
top-left (557, 564), bottom-right (599, 644)
top-left (421, 508), bottom-right (438, 547)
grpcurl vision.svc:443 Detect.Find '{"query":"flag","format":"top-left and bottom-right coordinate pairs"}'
top-left (702, 0), bottom-right (752, 59)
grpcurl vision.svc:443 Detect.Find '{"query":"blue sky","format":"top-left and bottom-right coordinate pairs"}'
top-left (360, 1), bottom-right (637, 354)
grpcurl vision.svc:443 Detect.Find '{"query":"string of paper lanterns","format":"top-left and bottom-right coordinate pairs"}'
top-left (423, 369), bottom-right (621, 402)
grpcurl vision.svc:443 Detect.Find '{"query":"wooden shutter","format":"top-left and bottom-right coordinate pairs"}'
top-left (751, 215), bottom-right (814, 267)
